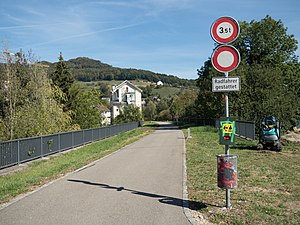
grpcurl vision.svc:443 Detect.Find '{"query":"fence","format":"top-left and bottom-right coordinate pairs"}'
top-left (180, 118), bottom-right (256, 140)
top-left (215, 119), bottom-right (256, 140)
top-left (235, 120), bottom-right (256, 140)
top-left (0, 122), bottom-right (142, 169)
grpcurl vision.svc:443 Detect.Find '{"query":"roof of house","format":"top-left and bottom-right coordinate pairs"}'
top-left (112, 80), bottom-right (142, 93)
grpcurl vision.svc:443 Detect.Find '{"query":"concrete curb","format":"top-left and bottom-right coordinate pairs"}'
top-left (182, 134), bottom-right (200, 225)
top-left (182, 135), bottom-right (199, 225)
top-left (183, 134), bottom-right (214, 225)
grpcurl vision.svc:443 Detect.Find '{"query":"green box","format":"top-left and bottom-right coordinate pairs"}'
top-left (219, 118), bottom-right (236, 145)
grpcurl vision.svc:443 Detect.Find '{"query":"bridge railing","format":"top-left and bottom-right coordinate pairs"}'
top-left (0, 122), bottom-right (142, 169)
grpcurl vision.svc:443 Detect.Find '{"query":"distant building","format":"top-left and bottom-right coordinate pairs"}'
top-left (157, 81), bottom-right (163, 86)
top-left (98, 105), bottom-right (111, 126)
top-left (110, 80), bottom-right (142, 121)
top-left (101, 97), bottom-right (111, 104)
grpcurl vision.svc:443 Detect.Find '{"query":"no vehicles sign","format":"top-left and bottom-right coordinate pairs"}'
top-left (211, 45), bottom-right (240, 73)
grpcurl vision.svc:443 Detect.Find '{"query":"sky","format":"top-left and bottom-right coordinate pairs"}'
top-left (0, 0), bottom-right (299, 80)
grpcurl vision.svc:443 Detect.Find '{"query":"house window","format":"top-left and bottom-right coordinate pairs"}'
top-left (125, 87), bottom-right (129, 93)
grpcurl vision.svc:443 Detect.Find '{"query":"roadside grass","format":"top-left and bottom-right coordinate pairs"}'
top-left (184, 125), bottom-right (300, 225)
top-left (0, 127), bottom-right (153, 205)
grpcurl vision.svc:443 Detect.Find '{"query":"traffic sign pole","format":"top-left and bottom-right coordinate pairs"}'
top-left (210, 16), bottom-right (240, 209)
top-left (224, 71), bottom-right (231, 208)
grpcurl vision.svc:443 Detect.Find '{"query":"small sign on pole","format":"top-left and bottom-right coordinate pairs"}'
top-left (219, 118), bottom-right (236, 145)
top-left (212, 77), bottom-right (240, 92)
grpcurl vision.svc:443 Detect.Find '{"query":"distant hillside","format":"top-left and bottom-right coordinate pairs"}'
top-left (44, 57), bottom-right (196, 87)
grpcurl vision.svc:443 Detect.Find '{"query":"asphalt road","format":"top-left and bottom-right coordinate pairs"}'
top-left (0, 122), bottom-right (191, 225)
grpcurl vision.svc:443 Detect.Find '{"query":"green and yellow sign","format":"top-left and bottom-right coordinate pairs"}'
top-left (219, 118), bottom-right (236, 145)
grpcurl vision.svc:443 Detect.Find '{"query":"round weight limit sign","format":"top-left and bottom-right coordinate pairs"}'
top-left (211, 45), bottom-right (240, 73)
top-left (211, 16), bottom-right (240, 44)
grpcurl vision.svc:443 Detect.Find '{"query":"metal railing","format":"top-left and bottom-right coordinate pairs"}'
top-left (235, 120), bottom-right (256, 140)
top-left (215, 119), bottom-right (256, 140)
top-left (180, 118), bottom-right (255, 140)
top-left (0, 122), bottom-right (142, 169)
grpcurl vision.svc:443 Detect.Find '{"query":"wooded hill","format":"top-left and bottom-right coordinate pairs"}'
top-left (43, 57), bottom-right (196, 87)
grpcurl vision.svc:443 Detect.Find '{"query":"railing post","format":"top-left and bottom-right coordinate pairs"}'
top-left (72, 131), bottom-right (74, 148)
top-left (41, 136), bottom-right (43, 157)
top-left (17, 140), bottom-right (20, 165)
top-left (58, 133), bottom-right (61, 153)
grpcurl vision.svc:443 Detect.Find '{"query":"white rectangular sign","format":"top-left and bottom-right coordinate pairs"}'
top-left (212, 77), bottom-right (240, 92)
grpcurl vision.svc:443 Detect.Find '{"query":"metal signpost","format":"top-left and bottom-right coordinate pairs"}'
top-left (210, 16), bottom-right (240, 209)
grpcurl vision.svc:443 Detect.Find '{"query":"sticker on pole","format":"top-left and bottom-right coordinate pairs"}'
top-left (222, 123), bottom-right (233, 133)
top-left (211, 45), bottom-right (240, 73)
top-left (211, 16), bottom-right (240, 44)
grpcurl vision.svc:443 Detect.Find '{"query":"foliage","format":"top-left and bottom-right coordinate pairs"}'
top-left (235, 16), bottom-right (298, 65)
top-left (70, 90), bottom-right (103, 129)
top-left (157, 109), bottom-right (172, 121)
top-left (195, 60), bottom-right (224, 119)
top-left (0, 50), bottom-right (73, 140)
top-left (156, 97), bottom-right (170, 113)
top-left (0, 50), bottom-right (108, 140)
top-left (143, 100), bottom-right (156, 120)
top-left (140, 85), bottom-right (154, 98)
top-left (114, 104), bottom-right (143, 124)
top-left (98, 83), bottom-right (110, 97)
top-left (50, 52), bottom-right (75, 109)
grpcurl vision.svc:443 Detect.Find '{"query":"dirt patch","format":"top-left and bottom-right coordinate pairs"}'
top-left (282, 127), bottom-right (300, 143)
top-left (285, 200), bottom-right (300, 211)
top-left (250, 187), bottom-right (291, 196)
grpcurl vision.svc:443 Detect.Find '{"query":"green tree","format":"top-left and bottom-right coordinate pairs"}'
top-left (98, 82), bottom-right (110, 97)
top-left (13, 63), bottom-right (74, 139)
top-left (235, 16), bottom-right (298, 65)
top-left (195, 60), bottom-right (224, 119)
top-left (71, 90), bottom-right (102, 129)
top-left (177, 89), bottom-right (198, 118)
top-left (140, 85), bottom-right (154, 98)
top-left (170, 96), bottom-right (185, 123)
top-left (50, 52), bottom-right (75, 109)
top-left (0, 49), bottom-right (74, 140)
top-left (114, 105), bottom-right (143, 124)
top-left (157, 109), bottom-right (172, 121)
top-left (0, 49), bottom-right (20, 139)
top-left (156, 97), bottom-right (169, 113)
top-left (143, 100), bottom-right (156, 120)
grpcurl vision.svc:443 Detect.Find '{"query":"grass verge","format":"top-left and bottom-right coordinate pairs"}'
top-left (184, 125), bottom-right (300, 225)
top-left (0, 127), bottom-right (153, 205)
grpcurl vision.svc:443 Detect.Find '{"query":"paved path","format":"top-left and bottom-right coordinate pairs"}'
top-left (0, 122), bottom-right (191, 225)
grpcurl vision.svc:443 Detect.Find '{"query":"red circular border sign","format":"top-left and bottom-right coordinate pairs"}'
top-left (211, 45), bottom-right (240, 73)
top-left (211, 16), bottom-right (240, 44)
